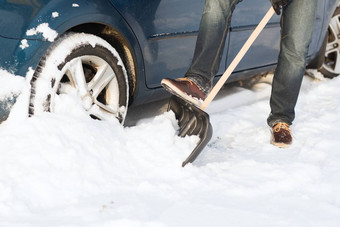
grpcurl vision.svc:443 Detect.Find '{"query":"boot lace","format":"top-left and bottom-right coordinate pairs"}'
top-left (273, 122), bottom-right (290, 133)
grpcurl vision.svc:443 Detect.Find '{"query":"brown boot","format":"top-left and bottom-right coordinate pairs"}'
top-left (161, 78), bottom-right (207, 107)
top-left (271, 122), bottom-right (292, 148)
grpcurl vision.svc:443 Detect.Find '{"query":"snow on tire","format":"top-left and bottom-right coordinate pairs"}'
top-left (29, 33), bottom-right (129, 123)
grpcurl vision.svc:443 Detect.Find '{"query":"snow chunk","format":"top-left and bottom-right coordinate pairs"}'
top-left (52, 12), bottom-right (59, 18)
top-left (306, 69), bottom-right (327, 81)
top-left (19, 39), bottom-right (29, 50)
top-left (26, 23), bottom-right (58, 42)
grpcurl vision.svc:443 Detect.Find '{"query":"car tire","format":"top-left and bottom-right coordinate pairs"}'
top-left (29, 33), bottom-right (129, 123)
top-left (319, 7), bottom-right (340, 78)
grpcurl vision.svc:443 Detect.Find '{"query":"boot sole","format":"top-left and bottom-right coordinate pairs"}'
top-left (270, 136), bottom-right (292, 148)
top-left (161, 79), bottom-right (203, 107)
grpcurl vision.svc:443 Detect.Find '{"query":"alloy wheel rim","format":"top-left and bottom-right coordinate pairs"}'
top-left (323, 14), bottom-right (340, 75)
top-left (59, 55), bottom-right (123, 121)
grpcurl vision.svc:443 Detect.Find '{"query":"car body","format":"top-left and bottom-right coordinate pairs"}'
top-left (0, 0), bottom-right (339, 122)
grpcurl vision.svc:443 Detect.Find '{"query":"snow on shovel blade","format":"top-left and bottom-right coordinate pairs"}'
top-left (168, 96), bottom-right (213, 167)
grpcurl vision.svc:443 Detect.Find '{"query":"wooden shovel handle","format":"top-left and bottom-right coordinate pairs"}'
top-left (200, 7), bottom-right (275, 111)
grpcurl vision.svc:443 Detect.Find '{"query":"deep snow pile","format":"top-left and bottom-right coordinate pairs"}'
top-left (0, 69), bottom-right (340, 227)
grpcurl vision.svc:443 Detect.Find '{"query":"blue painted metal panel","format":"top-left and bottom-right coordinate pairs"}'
top-left (110, 0), bottom-right (205, 88)
top-left (227, 1), bottom-right (280, 72)
top-left (0, 0), bottom-right (145, 80)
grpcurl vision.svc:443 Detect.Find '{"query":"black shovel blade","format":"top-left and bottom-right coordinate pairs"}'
top-left (168, 96), bottom-right (213, 167)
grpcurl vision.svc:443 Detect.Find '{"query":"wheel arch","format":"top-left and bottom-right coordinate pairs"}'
top-left (9, 0), bottom-right (144, 105)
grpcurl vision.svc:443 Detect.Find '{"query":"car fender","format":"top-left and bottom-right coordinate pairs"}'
top-left (4, 0), bottom-right (146, 99)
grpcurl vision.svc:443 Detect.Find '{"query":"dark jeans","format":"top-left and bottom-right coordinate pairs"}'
top-left (185, 0), bottom-right (318, 127)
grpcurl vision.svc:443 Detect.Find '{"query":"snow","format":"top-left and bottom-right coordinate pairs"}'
top-left (52, 12), bottom-right (59, 18)
top-left (19, 39), bottom-right (29, 50)
top-left (0, 67), bottom-right (340, 226)
top-left (26, 23), bottom-right (58, 42)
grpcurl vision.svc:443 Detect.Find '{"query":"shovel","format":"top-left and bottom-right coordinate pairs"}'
top-left (167, 7), bottom-right (275, 166)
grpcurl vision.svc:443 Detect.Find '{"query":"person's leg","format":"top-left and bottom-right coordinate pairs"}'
top-left (161, 0), bottom-right (241, 106)
top-left (267, 0), bottom-right (318, 127)
top-left (185, 0), bottom-right (242, 93)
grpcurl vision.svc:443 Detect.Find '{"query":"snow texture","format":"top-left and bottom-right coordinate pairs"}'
top-left (0, 68), bottom-right (340, 226)
top-left (26, 23), bottom-right (58, 42)
top-left (52, 12), bottom-right (59, 18)
top-left (19, 39), bottom-right (29, 50)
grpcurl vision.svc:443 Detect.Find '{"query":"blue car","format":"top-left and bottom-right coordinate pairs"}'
top-left (0, 0), bottom-right (339, 123)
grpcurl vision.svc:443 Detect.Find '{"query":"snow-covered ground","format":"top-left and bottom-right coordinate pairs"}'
top-left (0, 69), bottom-right (340, 227)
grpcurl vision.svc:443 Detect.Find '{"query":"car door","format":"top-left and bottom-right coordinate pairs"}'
top-left (111, 0), bottom-right (325, 89)
top-left (227, 0), bottom-right (325, 73)
top-left (146, 0), bottom-right (280, 85)
top-left (226, 0), bottom-right (281, 73)
top-left (143, 0), bottom-right (206, 88)
top-left (111, 0), bottom-right (280, 88)
top-left (109, 0), bottom-right (205, 88)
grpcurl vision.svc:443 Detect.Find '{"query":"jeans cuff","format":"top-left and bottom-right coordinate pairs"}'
top-left (185, 74), bottom-right (211, 94)
top-left (267, 115), bottom-right (292, 127)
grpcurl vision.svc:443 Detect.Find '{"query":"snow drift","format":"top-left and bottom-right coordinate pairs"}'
top-left (0, 69), bottom-right (340, 226)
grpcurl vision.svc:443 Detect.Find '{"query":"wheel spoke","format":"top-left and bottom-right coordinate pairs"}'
top-left (329, 15), bottom-right (340, 40)
top-left (326, 16), bottom-right (340, 55)
top-left (332, 50), bottom-right (340, 73)
top-left (323, 14), bottom-right (340, 75)
top-left (94, 99), bottom-right (117, 114)
top-left (69, 58), bottom-right (88, 97)
top-left (326, 42), bottom-right (338, 55)
top-left (88, 102), bottom-right (120, 121)
top-left (88, 63), bottom-right (116, 99)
